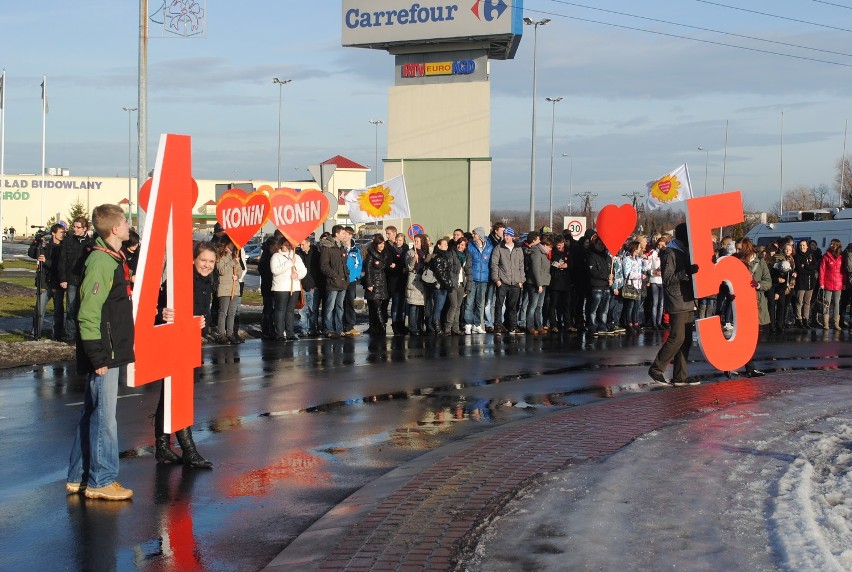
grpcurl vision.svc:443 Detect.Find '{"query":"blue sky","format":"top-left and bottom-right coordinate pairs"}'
top-left (2, 0), bottom-right (851, 213)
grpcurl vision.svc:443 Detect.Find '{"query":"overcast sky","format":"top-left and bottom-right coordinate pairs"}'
top-left (1, 0), bottom-right (850, 213)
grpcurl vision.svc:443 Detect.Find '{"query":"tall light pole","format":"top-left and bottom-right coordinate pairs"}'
top-left (698, 146), bottom-right (709, 196)
top-left (273, 78), bottom-right (292, 189)
top-left (369, 119), bottom-right (383, 184)
top-left (545, 97), bottom-right (562, 229)
top-left (123, 107), bottom-right (138, 221)
top-left (523, 17), bottom-right (550, 232)
top-left (562, 153), bottom-right (573, 213)
top-left (780, 111), bottom-right (784, 214)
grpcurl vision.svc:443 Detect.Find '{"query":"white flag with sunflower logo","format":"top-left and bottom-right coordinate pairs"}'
top-left (345, 176), bottom-right (411, 224)
top-left (645, 163), bottom-right (693, 211)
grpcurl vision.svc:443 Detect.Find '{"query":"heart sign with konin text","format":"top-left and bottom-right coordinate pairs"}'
top-left (266, 186), bottom-right (330, 246)
top-left (594, 204), bottom-right (638, 254)
top-left (215, 189), bottom-right (272, 249)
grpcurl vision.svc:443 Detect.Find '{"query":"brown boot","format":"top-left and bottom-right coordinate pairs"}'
top-left (833, 317), bottom-right (842, 331)
top-left (823, 314), bottom-right (830, 330)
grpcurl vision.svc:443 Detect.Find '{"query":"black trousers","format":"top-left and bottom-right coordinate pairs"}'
top-left (495, 284), bottom-right (521, 330)
top-left (651, 311), bottom-right (694, 382)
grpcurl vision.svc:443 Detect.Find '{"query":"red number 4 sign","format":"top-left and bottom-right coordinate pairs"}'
top-left (128, 134), bottom-right (202, 433)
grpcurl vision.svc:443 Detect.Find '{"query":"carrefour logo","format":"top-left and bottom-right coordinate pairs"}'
top-left (346, 3), bottom-right (461, 28)
top-left (470, 0), bottom-right (507, 21)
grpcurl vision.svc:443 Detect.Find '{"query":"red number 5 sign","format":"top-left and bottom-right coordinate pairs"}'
top-left (128, 134), bottom-right (203, 434)
top-left (686, 191), bottom-right (758, 372)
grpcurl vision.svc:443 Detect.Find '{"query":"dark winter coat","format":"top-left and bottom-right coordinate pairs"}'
top-left (549, 245), bottom-right (571, 291)
top-left (364, 245), bottom-right (388, 300)
top-left (490, 243), bottom-right (525, 285)
top-left (58, 233), bottom-right (93, 287)
top-left (660, 239), bottom-right (695, 315)
top-left (587, 247), bottom-right (612, 289)
top-left (430, 248), bottom-right (454, 291)
top-left (794, 250), bottom-right (819, 292)
top-left (28, 236), bottom-right (62, 289)
top-left (319, 237), bottom-right (349, 291)
top-left (296, 244), bottom-right (322, 291)
top-left (258, 235), bottom-right (277, 295)
top-left (385, 241), bottom-right (408, 294)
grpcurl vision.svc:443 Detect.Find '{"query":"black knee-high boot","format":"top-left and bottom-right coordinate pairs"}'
top-left (154, 387), bottom-right (181, 464)
top-left (175, 426), bottom-right (213, 469)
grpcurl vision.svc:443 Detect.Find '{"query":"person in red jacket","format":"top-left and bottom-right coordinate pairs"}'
top-left (818, 239), bottom-right (845, 330)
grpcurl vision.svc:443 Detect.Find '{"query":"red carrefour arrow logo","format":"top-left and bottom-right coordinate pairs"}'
top-left (471, 0), bottom-right (507, 21)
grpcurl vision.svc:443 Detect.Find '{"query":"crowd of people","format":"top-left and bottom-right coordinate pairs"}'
top-left (251, 221), bottom-right (852, 345)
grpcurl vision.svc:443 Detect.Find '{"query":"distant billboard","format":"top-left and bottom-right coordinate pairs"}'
top-left (342, 0), bottom-right (524, 60)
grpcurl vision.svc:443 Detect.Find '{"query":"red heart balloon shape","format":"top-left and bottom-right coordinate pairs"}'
top-left (595, 204), bottom-right (638, 254)
top-left (216, 189), bottom-right (272, 249)
top-left (268, 187), bottom-right (330, 246)
top-left (138, 176), bottom-right (199, 213)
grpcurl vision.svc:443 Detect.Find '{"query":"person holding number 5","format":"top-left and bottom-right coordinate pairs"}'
top-left (648, 223), bottom-right (699, 386)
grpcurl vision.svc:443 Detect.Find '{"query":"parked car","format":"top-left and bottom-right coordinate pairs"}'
top-left (244, 243), bottom-right (262, 264)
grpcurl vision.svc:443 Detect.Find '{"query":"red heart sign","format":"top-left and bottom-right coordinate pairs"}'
top-left (595, 204), bottom-right (638, 254)
top-left (368, 191), bottom-right (385, 209)
top-left (658, 180), bottom-right (672, 194)
top-left (138, 176), bottom-right (199, 213)
top-left (268, 187), bottom-right (330, 246)
top-left (216, 189), bottom-right (272, 249)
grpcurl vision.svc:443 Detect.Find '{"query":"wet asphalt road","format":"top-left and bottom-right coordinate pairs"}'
top-left (1, 329), bottom-right (851, 571)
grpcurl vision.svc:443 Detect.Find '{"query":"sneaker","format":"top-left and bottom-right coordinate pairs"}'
top-left (65, 482), bottom-right (86, 494)
top-left (473, 325), bottom-right (485, 334)
top-left (326, 332), bottom-right (339, 339)
top-left (746, 369), bottom-right (766, 378)
top-left (723, 323), bottom-right (734, 332)
top-left (591, 330), bottom-right (602, 337)
top-left (509, 328), bottom-right (524, 335)
top-left (346, 328), bottom-right (361, 336)
top-left (672, 378), bottom-right (700, 387)
top-left (84, 482), bottom-right (133, 501)
top-left (647, 368), bottom-right (667, 384)
top-left (464, 324), bottom-right (472, 335)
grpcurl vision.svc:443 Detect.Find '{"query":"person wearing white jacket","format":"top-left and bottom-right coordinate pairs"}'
top-left (270, 237), bottom-right (307, 341)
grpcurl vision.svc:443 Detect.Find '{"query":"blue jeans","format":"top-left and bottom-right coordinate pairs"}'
top-left (484, 281), bottom-right (497, 327)
top-left (389, 290), bottom-right (406, 324)
top-left (586, 288), bottom-right (611, 333)
top-left (325, 289), bottom-right (346, 334)
top-left (35, 286), bottom-right (64, 339)
top-left (64, 284), bottom-right (80, 342)
top-left (525, 285), bottom-right (546, 330)
top-left (408, 305), bottom-right (423, 334)
top-left (648, 283), bottom-right (664, 326)
top-left (464, 281), bottom-right (488, 327)
top-left (299, 288), bottom-right (318, 333)
top-left (431, 288), bottom-right (448, 329)
top-left (67, 366), bottom-right (123, 488)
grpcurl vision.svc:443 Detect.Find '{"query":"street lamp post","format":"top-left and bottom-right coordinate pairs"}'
top-left (545, 97), bottom-right (562, 229)
top-left (122, 106), bottom-right (138, 221)
top-left (369, 119), bottom-right (383, 184)
top-left (562, 153), bottom-right (573, 213)
top-left (273, 78), bottom-right (292, 189)
top-left (523, 17), bottom-right (550, 232)
top-left (698, 146), bottom-right (709, 196)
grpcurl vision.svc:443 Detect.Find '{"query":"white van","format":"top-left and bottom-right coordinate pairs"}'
top-left (745, 208), bottom-right (852, 250)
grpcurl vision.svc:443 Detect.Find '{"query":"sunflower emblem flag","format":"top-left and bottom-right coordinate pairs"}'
top-left (345, 176), bottom-right (411, 224)
top-left (645, 164), bottom-right (693, 211)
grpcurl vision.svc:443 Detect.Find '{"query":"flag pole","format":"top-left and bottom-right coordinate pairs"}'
top-left (41, 75), bottom-right (47, 227)
top-left (0, 69), bottom-right (5, 263)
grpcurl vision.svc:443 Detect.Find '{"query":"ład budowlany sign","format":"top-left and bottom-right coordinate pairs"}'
top-left (342, 0), bottom-right (524, 60)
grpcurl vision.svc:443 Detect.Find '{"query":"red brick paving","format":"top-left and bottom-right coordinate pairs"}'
top-left (317, 371), bottom-right (850, 571)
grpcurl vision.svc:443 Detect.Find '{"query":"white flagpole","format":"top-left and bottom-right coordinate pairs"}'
top-left (41, 75), bottom-right (47, 227)
top-left (0, 69), bottom-right (5, 263)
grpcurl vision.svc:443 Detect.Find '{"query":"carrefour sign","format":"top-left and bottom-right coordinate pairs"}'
top-left (342, 0), bottom-right (524, 60)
